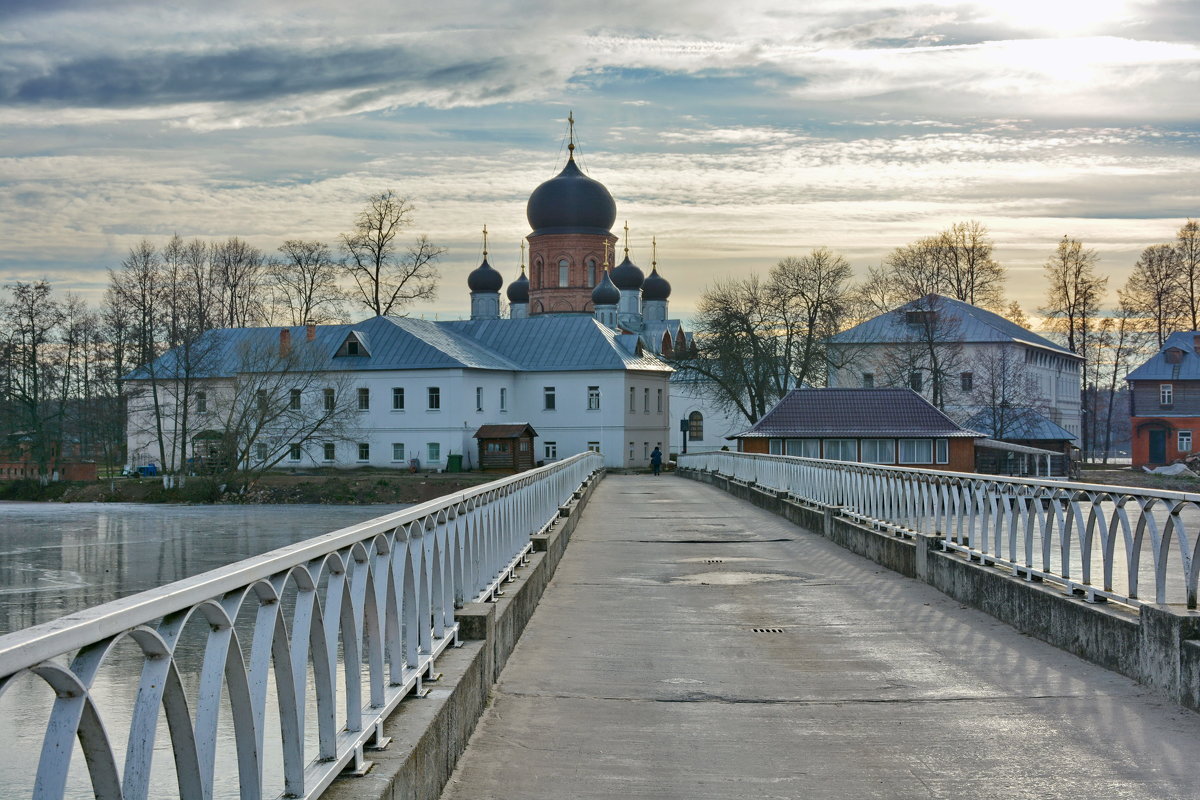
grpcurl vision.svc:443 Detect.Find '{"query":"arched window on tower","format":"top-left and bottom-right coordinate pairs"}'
top-left (559, 258), bottom-right (569, 287)
top-left (534, 258), bottom-right (542, 288)
top-left (688, 411), bottom-right (704, 442)
top-left (587, 258), bottom-right (597, 287)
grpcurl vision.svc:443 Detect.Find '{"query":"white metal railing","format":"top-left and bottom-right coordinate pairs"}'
top-left (0, 451), bottom-right (602, 800)
top-left (679, 451), bottom-right (1200, 609)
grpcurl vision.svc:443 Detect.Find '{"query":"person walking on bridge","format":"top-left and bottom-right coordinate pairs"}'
top-left (650, 446), bottom-right (663, 476)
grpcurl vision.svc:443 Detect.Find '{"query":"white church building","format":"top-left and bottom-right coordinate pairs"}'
top-left (125, 126), bottom-right (696, 471)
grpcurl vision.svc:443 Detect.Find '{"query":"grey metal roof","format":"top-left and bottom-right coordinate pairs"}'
top-left (964, 407), bottom-right (1076, 442)
top-left (1126, 331), bottom-right (1200, 381)
top-left (736, 388), bottom-right (981, 439)
top-left (829, 294), bottom-right (1079, 357)
top-left (444, 316), bottom-right (671, 373)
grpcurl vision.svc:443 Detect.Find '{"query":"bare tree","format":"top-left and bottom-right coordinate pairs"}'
top-left (1177, 219), bottom-right (1200, 330)
top-left (1123, 243), bottom-right (1183, 348)
top-left (1, 281), bottom-right (65, 476)
top-left (270, 240), bottom-right (345, 325)
top-left (680, 250), bottom-right (854, 424)
top-left (874, 294), bottom-right (964, 410)
top-left (1000, 300), bottom-right (1030, 328)
top-left (965, 344), bottom-right (1046, 439)
top-left (340, 191), bottom-right (445, 316)
top-left (877, 221), bottom-right (1006, 310)
top-left (1041, 235), bottom-right (1107, 457)
top-left (210, 237), bottom-right (268, 328)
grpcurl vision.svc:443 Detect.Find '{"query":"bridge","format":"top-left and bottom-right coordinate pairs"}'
top-left (3, 452), bottom-right (1200, 799)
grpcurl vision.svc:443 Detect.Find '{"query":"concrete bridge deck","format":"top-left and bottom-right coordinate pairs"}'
top-left (440, 474), bottom-right (1200, 799)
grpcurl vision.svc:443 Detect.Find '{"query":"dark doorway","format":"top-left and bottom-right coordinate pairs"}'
top-left (1149, 429), bottom-right (1167, 464)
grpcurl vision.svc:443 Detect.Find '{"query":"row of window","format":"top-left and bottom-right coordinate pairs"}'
top-left (206, 385), bottom-right (664, 415)
top-left (533, 256), bottom-right (601, 289)
top-left (261, 442), bottom-right (445, 464)
top-left (767, 438), bottom-right (950, 465)
top-left (861, 372), bottom-right (974, 393)
top-left (628, 441), bottom-right (664, 460)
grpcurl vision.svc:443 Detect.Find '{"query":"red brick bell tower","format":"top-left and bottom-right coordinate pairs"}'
top-left (525, 114), bottom-right (619, 314)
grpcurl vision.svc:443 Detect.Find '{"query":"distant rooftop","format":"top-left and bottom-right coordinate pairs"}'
top-left (829, 294), bottom-right (1079, 358)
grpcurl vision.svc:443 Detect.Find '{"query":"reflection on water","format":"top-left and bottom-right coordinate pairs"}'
top-left (0, 501), bottom-right (409, 799)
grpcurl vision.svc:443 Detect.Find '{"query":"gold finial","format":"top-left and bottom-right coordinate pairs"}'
top-left (652, 236), bottom-right (657, 270)
top-left (603, 240), bottom-right (611, 270)
top-left (520, 240), bottom-right (526, 273)
top-left (481, 224), bottom-right (488, 258)
top-left (623, 221), bottom-right (630, 256)
top-left (568, 111), bottom-right (576, 157)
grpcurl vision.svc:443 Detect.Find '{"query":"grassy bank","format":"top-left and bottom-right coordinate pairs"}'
top-left (0, 469), bottom-right (499, 505)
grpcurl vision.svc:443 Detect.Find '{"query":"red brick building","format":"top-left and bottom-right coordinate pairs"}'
top-left (1126, 332), bottom-right (1200, 468)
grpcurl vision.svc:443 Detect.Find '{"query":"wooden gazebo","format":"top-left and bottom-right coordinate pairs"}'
top-left (473, 423), bottom-right (538, 473)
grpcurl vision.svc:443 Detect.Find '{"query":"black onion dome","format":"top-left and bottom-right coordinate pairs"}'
top-left (610, 254), bottom-right (644, 290)
top-left (591, 271), bottom-right (620, 305)
top-left (506, 270), bottom-right (529, 303)
top-left (526, 157), bottom-right (617, 237)
top-left (468, 258), bottom-right (503, 292)
top-left (641, 267), bottom-right (671, 301)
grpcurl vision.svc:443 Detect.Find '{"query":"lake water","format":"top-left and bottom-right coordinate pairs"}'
top-left (0, 501), bottom-right (411, 799)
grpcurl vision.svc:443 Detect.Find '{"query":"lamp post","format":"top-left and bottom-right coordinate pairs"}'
top-left (679, 418), bottom-right (689, 454)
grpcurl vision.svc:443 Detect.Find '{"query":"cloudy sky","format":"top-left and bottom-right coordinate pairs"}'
top-left (1, 0), bottom-right (1197, 320)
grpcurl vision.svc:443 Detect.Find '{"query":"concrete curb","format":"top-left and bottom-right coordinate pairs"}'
top-left (679, 467), bottom-right (1200, 713)
top-left (320, 469), bottom-right (604, 800)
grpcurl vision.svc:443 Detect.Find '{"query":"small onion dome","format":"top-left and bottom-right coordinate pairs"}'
top-left (641, 267), bottom-right (671, 301)
top-left (468, 257), bottom-right (503, 293)
top-left (591, 271), bottom-right (620, 305)
top-left (610, 254), bottom-right (644, 290)
top-left (506, 270), bottom-right (529, 303)
top-left (526, 157), bottom-right (617, 237)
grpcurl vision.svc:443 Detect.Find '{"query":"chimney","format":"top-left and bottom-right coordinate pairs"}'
top-left (1193, 334), bottom-right (1200, 354)
top-left (306, 322), bottom-right (316, 342)
top-left (279, 328), bottom-right (291, 357)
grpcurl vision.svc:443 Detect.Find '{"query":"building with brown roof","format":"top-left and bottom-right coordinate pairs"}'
top-left (734, 388), bottom-right (982, 471)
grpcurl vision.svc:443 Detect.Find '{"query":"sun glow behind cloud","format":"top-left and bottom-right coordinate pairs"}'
top-left (0, 0), bottom-right (1196, 319)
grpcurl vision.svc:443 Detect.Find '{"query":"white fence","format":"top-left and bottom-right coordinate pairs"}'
top-left (679, 451), bottom-right (1200, 609)
top-left (0, 451), bottom-right (603, 800)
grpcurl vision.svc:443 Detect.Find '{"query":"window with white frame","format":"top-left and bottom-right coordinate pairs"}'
top-left (643, 442), bottom-right (649, 459)
top-left (1161, 384), bottom-right (1174, 406)
top-left (629, 387), bottom-right (636, 411)
top-left (823, 439), bottom-right (857, 461)
top-left (960, 372), bottom-right (974, 392)
top-left (861, 439), bottom-right (896, 464)
top-left (559, 258), bottom-right (569, 287)
top-left (324, 388), bottom-right (335, 411)
top-left (392, 387), bottom-right (404, 410)
top-left (289, 389), bottom-right (302, 410)
top-left (544, 386), bottom-right (556, 410)
top-left (427, 387), bottom-right (440, 410)
top-left (427, 442), bottom-right (441, 462)
top-left (499, 387), bottom-right (507, 411)
top-left (255, 442), bottom-right (269, 462)
top-left (786, 439), bottom-right (820, 458)
top-left (657, 388), bottom-right (663, 413)
top-left (861, 373), bottom-right (874, 389)
top-left (357, 443), bottom-right (370, 461)
top-left (628, 441), bottom-right (635, 460)
top-left (688, 411), bottom-right (703, 441)
top-left (899, 439), bottom-right (934, 464)
top-left (323, 442), bottom-right (335, 462)
top-left (909, 371), bottom-right (923, 392)
top-left (195, 391), bottom-right (207, 413)
top-left (392, 443), bottom-right (405, 462)
top-left (587, 441), bottom-right (600, 452)
top-left (289, 444), bottom-right (302, 461)
top-left (769, 439), bottom-right (784, 455)
top-left (357, 387), bottom-right (370, 411)
top-left (587, 259), bottom-right (597, 287)
top-left (936, 439), bottom-right (949, 463)
top-left (476, 386), bottom-right (483, 412)
top-left (544, 441), bottom-right (558, 459)
top-left (1180, 431), bottom-right (1193, 453)
top-left (587, 386), bottom-right (600, 410)
top-left (643, 388), bottom-right (650, 413)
